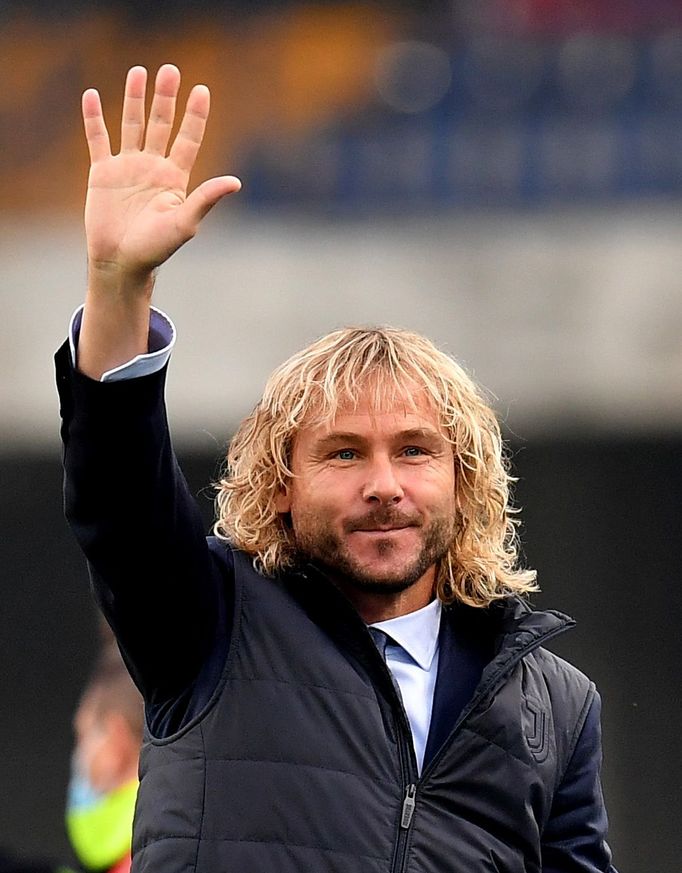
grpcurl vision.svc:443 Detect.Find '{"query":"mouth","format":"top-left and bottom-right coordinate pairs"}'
top-left (345, 512), bottom-right (422, 536)
top-left (351, 525), bottom-right (414, 534)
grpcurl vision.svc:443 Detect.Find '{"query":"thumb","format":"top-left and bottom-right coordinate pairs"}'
top-left (178, 175), bottom-right (242, 236)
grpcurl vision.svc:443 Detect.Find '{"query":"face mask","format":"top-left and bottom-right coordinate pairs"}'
top-left (65, 754), bottom-right (138, 870)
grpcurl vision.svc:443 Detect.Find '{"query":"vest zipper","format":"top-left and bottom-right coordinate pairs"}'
top-left (400, 783), bottom-right (417, 829)
top-left (368, 622), bottom-right (419, 873)
top-left (390, 708), bottom-right (418, 873)
top-left (391, 778), bottom-right (417, 872)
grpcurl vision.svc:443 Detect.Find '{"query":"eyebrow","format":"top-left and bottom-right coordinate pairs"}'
top-left (395, 428), bottom-right (445, 444)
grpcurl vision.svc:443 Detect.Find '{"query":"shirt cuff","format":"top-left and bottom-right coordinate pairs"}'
top-left (68, 305), bottom-right (176, 382)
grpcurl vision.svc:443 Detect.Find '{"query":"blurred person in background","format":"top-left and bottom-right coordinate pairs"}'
top-left (55, 64), bottom-right (618, 872)
top-left (66, 644), bottom-right (143, 873)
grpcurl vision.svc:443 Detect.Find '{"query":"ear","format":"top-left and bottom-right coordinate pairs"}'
top-left (275, 484), bottom-right (291, 514)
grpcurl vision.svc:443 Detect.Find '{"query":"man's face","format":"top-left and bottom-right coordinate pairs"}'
top-left (276, 393), bottom-right (457, 597)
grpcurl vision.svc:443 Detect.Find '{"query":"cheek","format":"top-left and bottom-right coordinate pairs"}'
top-left (288, 483), bottom-right (354, 540)
top-left (440, 469), bottom-right (457, 505)
top-left (409, 464), bottom-right (456, 502)
top-left (290, 470), bottom-right (355, 513)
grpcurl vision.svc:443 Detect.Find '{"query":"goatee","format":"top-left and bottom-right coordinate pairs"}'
top-left (294, 507), bottom-right (454, 595)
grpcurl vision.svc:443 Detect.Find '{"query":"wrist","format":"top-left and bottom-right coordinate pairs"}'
top-left (79, 273), bottom-right (157, 380)
top-left (86, 261), bottom-right (156, 300)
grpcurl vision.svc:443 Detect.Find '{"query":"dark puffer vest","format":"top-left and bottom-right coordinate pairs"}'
top-left (132, 546), bottom-right (593, 873)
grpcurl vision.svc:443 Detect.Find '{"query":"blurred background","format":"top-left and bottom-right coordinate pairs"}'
top-left (1, 1), bottom-right (680, 870)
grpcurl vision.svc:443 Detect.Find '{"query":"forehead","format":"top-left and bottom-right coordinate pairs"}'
top-left (297, 387), bottom-right (447, 444)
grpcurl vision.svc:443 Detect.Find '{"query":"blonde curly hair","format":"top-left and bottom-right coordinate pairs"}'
top-left (214, 326), bottom-right (537, 607)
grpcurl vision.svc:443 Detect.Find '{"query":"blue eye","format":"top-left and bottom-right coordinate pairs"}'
top-left (336, 449), bottom-right (356, 461)
top-left (403, 447), bottom-right (424, 456)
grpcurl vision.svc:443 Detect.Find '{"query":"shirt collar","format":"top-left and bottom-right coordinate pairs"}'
top-left (369, 598), bottom-right (442, 670)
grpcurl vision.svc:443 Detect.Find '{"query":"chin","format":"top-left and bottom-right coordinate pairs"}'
top-left (349, 575), bottom-right (420, 595)
top-left (335, 555), bottom-right (428, 594)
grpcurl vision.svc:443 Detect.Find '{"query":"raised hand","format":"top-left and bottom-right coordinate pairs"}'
top-left (83, 63), bottom-right (241, 278)
top-left (77, 64), bottom-right (240, 379)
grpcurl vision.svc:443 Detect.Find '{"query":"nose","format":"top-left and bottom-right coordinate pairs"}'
top-left (361, 455), bottom-right (404, 505)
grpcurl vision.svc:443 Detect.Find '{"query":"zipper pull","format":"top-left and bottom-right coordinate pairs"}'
top-left (400, 783), bottom-right (417, 829)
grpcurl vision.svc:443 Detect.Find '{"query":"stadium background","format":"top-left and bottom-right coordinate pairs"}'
top-left (1, 1), bottom-right (680, 869)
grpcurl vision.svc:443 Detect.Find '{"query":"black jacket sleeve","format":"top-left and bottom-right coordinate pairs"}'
top-left (541, 692), bottom-right (618, 872)
top-left (55, 340), bottom-right (226, 711)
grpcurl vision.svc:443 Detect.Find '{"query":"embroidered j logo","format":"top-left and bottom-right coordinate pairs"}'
top-left (525, 698), bottom-right (549, 763)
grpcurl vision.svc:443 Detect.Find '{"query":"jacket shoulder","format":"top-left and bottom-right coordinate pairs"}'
top-left (532, 646), bottom-right (595, 703)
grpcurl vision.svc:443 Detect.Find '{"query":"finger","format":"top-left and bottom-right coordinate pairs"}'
top-left (82, 89), bottom-right (111, 163)
top-left (120, 65), bottom-right (148, 152)
top-left (168, 83), bottom-right (211, 174)
top-left (175, 175), bottom-right (242, 237)
top-left (143, 63), bottom-right (181, 155)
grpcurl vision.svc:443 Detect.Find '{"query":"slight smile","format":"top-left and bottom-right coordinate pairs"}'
top-left (351, 526), bottom-right (415, 536)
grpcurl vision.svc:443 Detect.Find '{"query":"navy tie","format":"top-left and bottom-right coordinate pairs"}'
top-left (369, 627), bottom-right (404, 702)
top-left (369, 626), bottom-right (391, 659)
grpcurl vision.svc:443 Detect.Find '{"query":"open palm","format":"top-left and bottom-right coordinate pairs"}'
top-left (83, 64), bottom-right (240, 276)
